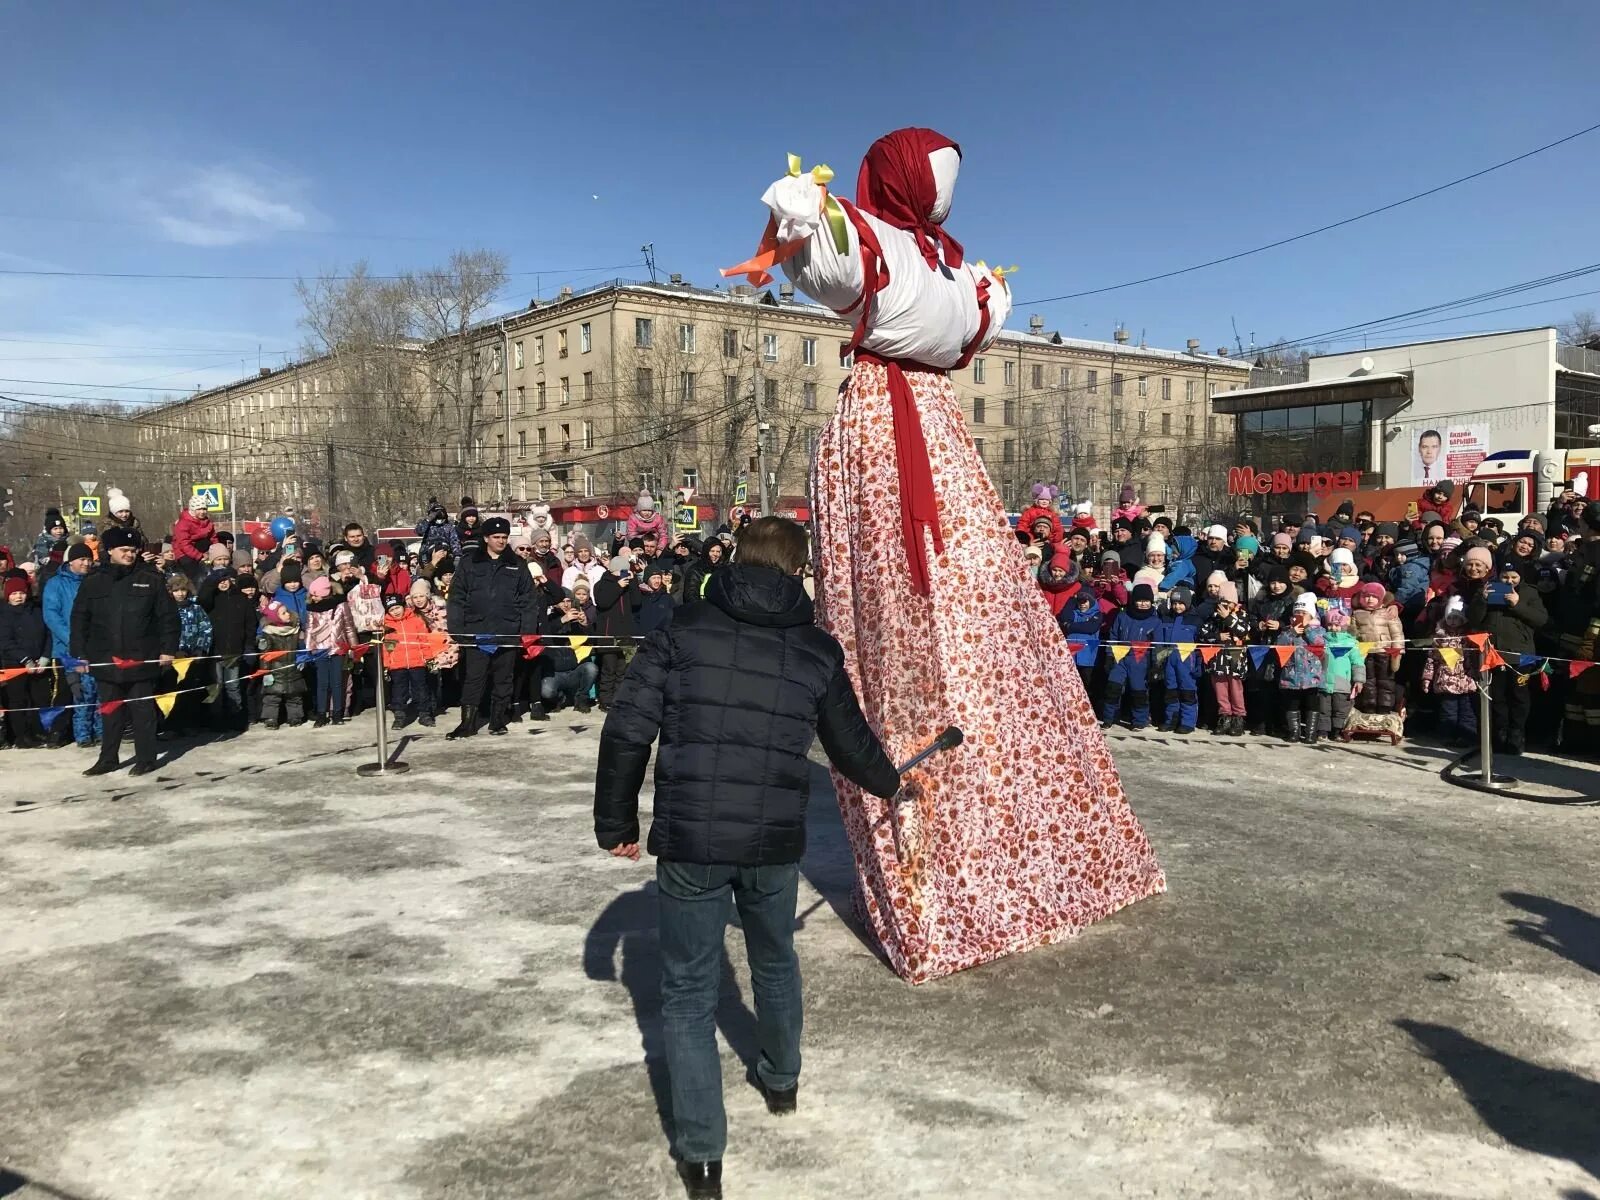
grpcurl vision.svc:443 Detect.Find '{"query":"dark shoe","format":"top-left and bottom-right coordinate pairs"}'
top-left (392, 711), bottom-right (413, 730)
top-left (313, 715), bottom-right (328, 728)
top-left (82, 760), bottom-right (121, 777)
top-left (759, 1081), bottom-right (798, 1115)
top-left (488, 722), bottom-right (508, 736)
top-left (1128, 721), bottom-right (1149, 732)
top-left (1099, 717), bottom-right (1116, 729)
top-left (417, 714), bottom-right (436, 727)
top-left (676, 1160), bottom-right (722, 1200)
top-left (129, 762), bottom-right (158, 777)
top-left (528, 703), bottom-right (549, 723)
top-left (263, 719), bottom-right (280, 730)
top-left (575, 698), bottom-right (593, 714)
top-left (330, 715), bottom-right (347, 726)
top-left (1174, 725), bottom-right (1194, 736)
top-left (446, 706), bottom-right (479, 740)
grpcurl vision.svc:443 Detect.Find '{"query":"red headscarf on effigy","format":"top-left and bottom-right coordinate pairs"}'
top-left (856, 128), bottom-right (965, 271)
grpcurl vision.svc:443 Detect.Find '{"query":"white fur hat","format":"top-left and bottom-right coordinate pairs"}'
top-left (1132, 566), bottom-right (1164, 590)
top-left (107, 488), bottom-right (131, 515)
top-left (1205, 524), bottom-right (1229, 541)
top-left (1294, 592), bottom-right (1319, 617)
top-left (1329, 547), bottom-right (1356, 569)
top-left (1145, 534), bottom-right (1167, 556)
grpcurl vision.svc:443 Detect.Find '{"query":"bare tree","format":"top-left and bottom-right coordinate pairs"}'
top-left (1560, 309), bottom-right (1600, 346)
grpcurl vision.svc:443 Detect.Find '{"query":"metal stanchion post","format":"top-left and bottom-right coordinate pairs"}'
top-left (358, 639), bottom-right (409, 777)
top-left (1448, 652), bottom-right (1516, 792)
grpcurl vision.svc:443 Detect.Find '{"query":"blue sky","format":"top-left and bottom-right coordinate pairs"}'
top-left (2, 0), bottom-right (1597, 403)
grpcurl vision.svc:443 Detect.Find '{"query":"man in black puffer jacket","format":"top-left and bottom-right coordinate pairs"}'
top-left (594, 517), bottom-right (897, 1200)
top-left (71, 526), bottom-right (179, 775)
top-left (446, 516), bottom-right (535, 738)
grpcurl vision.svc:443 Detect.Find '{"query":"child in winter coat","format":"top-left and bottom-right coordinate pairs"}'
top-left (1349, 581), bottom-right (1405, 714)
top-left (1421, 596), bottom-right (1478, 745)
top-left (1060, 584), bottom-right (1106, 702)
top-left (1276, 592), bottom-right (1327, 744)
top-left (304, 575), bottom-right (358, 725)
top-left (1319, 604), bottom-right (1366, 740)
top-left (382, 593), bottom-right (436, 728)
top-left (1247, 564), bottom-right (1295, 734)
top-left (1199, 580), bottom-right (1250, 735)
top-left (258, 600), bottom-right (307, 728)
top-left (1157, 584), bottom-right (1203, 735)
top-left (1101, 582), bottom-right (1162, 729)
top-left (1092, 551), bottom-right (1130, 610)
top-left (166, 573), bottom-right (214, 734)
top-left (1018, 484), bottom-right (1063, 545)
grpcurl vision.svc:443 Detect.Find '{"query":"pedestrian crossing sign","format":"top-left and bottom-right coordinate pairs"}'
top-left (675, 504), bottom-right (698, 533)
top-left (191, 483), bottom-right (225, 512)
top-left (78, 495), bottom-right (101, 517)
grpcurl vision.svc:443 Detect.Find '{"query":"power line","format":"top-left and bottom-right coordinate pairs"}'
top-left (1016, 119), bottom-right (1600, 307)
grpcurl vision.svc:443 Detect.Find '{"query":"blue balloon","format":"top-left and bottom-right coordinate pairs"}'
top-left (269, 515), bottom-right (296, 544)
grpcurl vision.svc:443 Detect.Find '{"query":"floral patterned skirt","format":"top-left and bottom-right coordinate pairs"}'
top-left (810, 361), bottom-right (1166, 984)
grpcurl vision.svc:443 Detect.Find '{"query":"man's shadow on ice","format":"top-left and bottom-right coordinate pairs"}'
top-left (584, 882), bottom-right (760, 1145)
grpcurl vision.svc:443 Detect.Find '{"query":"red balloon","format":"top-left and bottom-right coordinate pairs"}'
top-left (249, 528), bottom-right (277, 552)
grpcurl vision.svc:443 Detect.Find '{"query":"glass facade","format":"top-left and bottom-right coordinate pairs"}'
top-left (1237, 401), bottom-right (1372, 474)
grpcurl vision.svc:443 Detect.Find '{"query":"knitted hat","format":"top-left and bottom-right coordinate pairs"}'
top-left (1262, 563), bottom-right (1290, 586)
top-left (1441, 536), bottom-right (1462, 554)
top-left (1323, 605), bottom-right (1350, 630)
top-left (206, 542), bottom-right (231, 563)
top-left (1048, 546), bottom-right (1073, 574)
top-left (236, 574), bottom-right (258, 591)
top-left (2, 576), bottom-right (29, 599)
top-left (1217, 580), bottom-right (1238, 604)
top-left (308, 576), bottom-right (333, 599)
top-left (1130, 583), bottom-right (1155, 605)
top-left (107, 488), bottom-right (131, 515)
top-left (265, 601), bottom-right (294, 625)
top-left (1100, 549), bottom-right (1122, 566)
top-left (1168, 584), bottom-right (1193, 607)
top-left (278, 560), bottom-right (303, 585)
top-left (1236, 535), bottom-right (1260, 555)
top-left (408, 577), bottom-right (432, 597)
top-left (1376, 521), bottom-right (1399, 540)
top-left (1024, 545), bottom-right (1043, 561)
top-left (1132, 566), bottom-right (1164, 591)
top-left (333, 550), bottom-right (357, 567)
top-left (382, 592), bottom-right (404, 609)
top-left (1338, 525), bottom-right (1361, 544)
top-left (187, 493), bottom-right (210, 514)
top-left (1463, 544), bottom-right (1495, 571)
top-left (1394, 540), bottom-right (1420, 558)
top-left (1206, 569), bottom-right (1228, 588)
top-left (608, 555), bottom-right (630, 574)
top-left (1293, 592), bottom-right (1319, 618)
top-left (1145, 534), bottom-right (1167, 556)
top-left (1329, 547), bottom-right (1356, 570)
top-left (637, 492), bottom-right (657, 512)
top-left (1357, 581), bottom-right (1386, 603)
top-left (101, 526), bottom-right (142, 551)
top-left (1272, 532), bottom-right (1293, 549)
top-left (66, 542), bottom-right (95, 564)
top-left (1460, 509), bottom-right (1482, 524)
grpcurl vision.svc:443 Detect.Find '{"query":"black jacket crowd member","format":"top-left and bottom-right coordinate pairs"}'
top-left (72, 526), bottom-right (180, 776)
top-left (446, 516), bottom-right (535, 738)
top-left (593, 517), bottom-right (898, 1194)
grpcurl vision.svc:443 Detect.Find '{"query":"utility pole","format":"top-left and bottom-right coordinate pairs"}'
top-left (751, 308), bottom-right (772, 513)
top-left (500, 318), bottom-right (513, 508)
top-left (327, 443), bottom-right (338, 522)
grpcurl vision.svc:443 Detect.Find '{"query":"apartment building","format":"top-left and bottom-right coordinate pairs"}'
top-left (134, 279), bottom-right (1248, 526)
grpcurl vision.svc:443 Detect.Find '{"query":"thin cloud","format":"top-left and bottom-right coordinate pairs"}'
top-left (143, 163), bottom-right (316, 247)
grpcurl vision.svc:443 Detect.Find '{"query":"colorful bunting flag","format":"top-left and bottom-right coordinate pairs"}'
top-left (261, 649), bottom-right (291, 664)
top-left (0, 667), bottom-right (26, 685)
top-left (1198, 645), bottom-right (1221, 665)
top-left (1330, 644), bottom-right (1352, 659)
top-left (349, 642), bottom-right (372, 660)
top-left (155, 692), bottom-right (178, 718)
top-left (1109, 645), bottom-right (1131, 664)
top-left (1247, 646), bottom-right (1270, 668)
top-left (1482, 647), bottom-right (1506, 671)
top-left (1174, 642), bottom-right (1196, 662)
top-left (1357, 641), bottom-right (1375, 658)
top-left (521, 634), bottom-right (543, 660)
top-left (38, 706), bottom-right (66, 730)
top-left (1309, 643), bottom-right (1326, 659)
top-left (1071, 635), bottom-right (1099, 668)
top-left (112, 655), bottom-right (143, 669)
top-left (171, 657), bottom-right (194, 683)
top-left (1572, 660), bottom-right (1596, 679)
top-left (98, 699), bottom-right (124, 715)
top-left (571, 635), bottom-right (591, 664)
top-left (1439, 647), bottom-right (1462, 670)
top-left (1517, 654), bottom-right (1540, 669)
top-left (59, 654), bottom-right (87, 671)
top-left (1273, 645), bottom-right (1295, 666)
top-left (475, 634), bottom-right (500, 655)
top-left (1465, 632), bottom-right (1489, 650)
top-left (1131, 641), bottom-right (1151, 662)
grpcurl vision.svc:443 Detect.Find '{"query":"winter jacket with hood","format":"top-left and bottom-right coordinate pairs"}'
top-left (171, 509), bottom-right (216, 564)
top-left (0, 596), bottom-right (50, 667)
top-left (198, 574), bottom-right (258, 659)
top-left (41, 565), bottom-right (86, 659)
top-left (593, 563), bottom-right (898, 865)
top-left (1466, 579), bottom-right (1548, 657)
top-left (1350, 594), bottom-right (1405, 651)
top-left (71, 559), bottom-right (180, 684)
top-left (1275, 621), bottom-right (1327, 690)
top-left (447, 545), bottom-right (536, 636)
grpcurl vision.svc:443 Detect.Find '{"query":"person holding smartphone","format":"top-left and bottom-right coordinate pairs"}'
top-left (1465, 546), bottom-right (1547, 755)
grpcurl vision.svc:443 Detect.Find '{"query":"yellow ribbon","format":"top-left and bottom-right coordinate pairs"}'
top-left (786, 153), bottom-right (834, 186)
top-left (977, 260), bottom-right (1020, 286)
top-left (1109, 645), bottom-right (1131, 663)
top-left (155, 691), bottom-right (178, 717)
top-left (172, 657), bottom-right (194, 683)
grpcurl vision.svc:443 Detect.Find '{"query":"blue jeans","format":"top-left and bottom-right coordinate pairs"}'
top-left (313, 656), bottom-right (344, 718)
top-left (657, 860), bottom-right (802, 1163)
top-left (540, 660), bottom-right (598, 706)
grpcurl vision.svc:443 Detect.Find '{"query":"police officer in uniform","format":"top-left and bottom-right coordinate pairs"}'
top-left (446, 515), bottom-right (535, 737)
top-left (72, 526), bottom-right (179, 775)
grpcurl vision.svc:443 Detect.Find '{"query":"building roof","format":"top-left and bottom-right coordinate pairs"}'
top-left (1211, 371), bottom-right (1411, 413)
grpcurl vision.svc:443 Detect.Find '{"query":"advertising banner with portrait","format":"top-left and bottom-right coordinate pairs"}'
top-left (1412, 423), bottom-right (1488, 486)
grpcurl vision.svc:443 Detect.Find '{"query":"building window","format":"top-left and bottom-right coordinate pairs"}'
top-left (491, 345), bottom-right (503, 373)
top-left (635, 367), bottom-right (653, 400)
top-left (514, 340), bottom-right (524, 369)
top-left (473, 437), bottom-right (484, 464)
top-left (714, 327), bottom-right (735, 358)
top-left (1137, 374), bottom-right (1147, 397)
top-left (1003, 398), bottom-right (1017, 425)
top-left (725, 374), bottom-right (739, 404)
top-left (1186, 379), bottom-right (1197, 403)
top-left (1002, 439), bottom-right (1015, 464)
top-left (583, 420), bottom-right (595, 450)
top-left (802, 382), bottom-right (817, 410)
top-left (1208, 416), bottom-right (1219, 438)
top-left (682, 467), bottom-right (699, 491)
top-left (762, 333), bottom-right (778, 362)
top-left (678, 323), bottom-right (696, 353)
top-left (1004, 360), bottom-right (1016, 386)
top-left (1031, 364), bottom-right (1044, 389)
top-left (973, 396), bottom-right (986, 424)
top-left (1112, 410), bottom-right (1123, 432)
top-left (1059, 365), bottom-right (1070, 389)
top-left (804, 427), bottom-right (818, 454)
top-left (839, 342), bottom-right (854, 367)
top-left (802, 337), bottom-right (817, 367)
top-left (580, 322), bottom-right (592, 353)
top-left (582, 371), bottom-right (593, 402)
top-left (561, 423), bottom-right (571, 454)
top-left (558, 329), bottom-right (569, 357)
top-left (1086, 443), bottom-right (1098, 468)
top-left (537, 427), bottom-right (548, 454)
top-left (1112, 372), bottom-right (1124, 397)
top-left (1161, 376), bottom-right (1172, 401)
top-left (1161, 412), bottom-right (1171, 435)
top-left (534, 335), bottom-right (545, 365)
top-left (495, 433), bottom-right (505, 464)
top-left (679, 371), bottom-right (696, 403)
top-left (517, 430), bottom-right (527, 458)
top-left (536, 382), bottom-right (547, 411)
top-left (973, 358), bottom-right (986, 384)
top-left (516, 385), bottom-right (526, 414)
top-left (635, 318), bottom-right (653, 349)
top-left (973, 436), bottom-right (985, 459)
top-left (764, 378), bottom-right (779, 405)
top-left (581, 469), bottom-right (594, 497)
top-left (1185, 413), bottom-right (1196, 437)
top-left (1139, 411), bottom-right (1148, 432)
top-left (494, 389), bottom-right (504, 415)
top-left (1087, 369), bottom-right (1099, 394)
top-left (560, 377), bottom-right (570, 406)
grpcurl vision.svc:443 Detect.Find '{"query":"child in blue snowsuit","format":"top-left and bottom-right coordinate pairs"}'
top-left (1101, 582), bottom-right (1161, 729)
top-left (1060, 585), bottom-right (1107, 705)
top-left (1158, 583), bottom-right (1203, 734)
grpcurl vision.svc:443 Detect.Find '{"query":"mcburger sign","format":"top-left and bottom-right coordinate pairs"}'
top-left (1227, 467), bottom-right (1363, 496)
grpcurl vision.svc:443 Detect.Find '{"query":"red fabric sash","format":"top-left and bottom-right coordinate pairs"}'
top-left (857, 350), bottom-right (945, 597)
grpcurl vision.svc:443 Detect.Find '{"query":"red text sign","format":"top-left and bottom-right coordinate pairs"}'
top-left (1227, 468), bottom-right (1363, 496)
